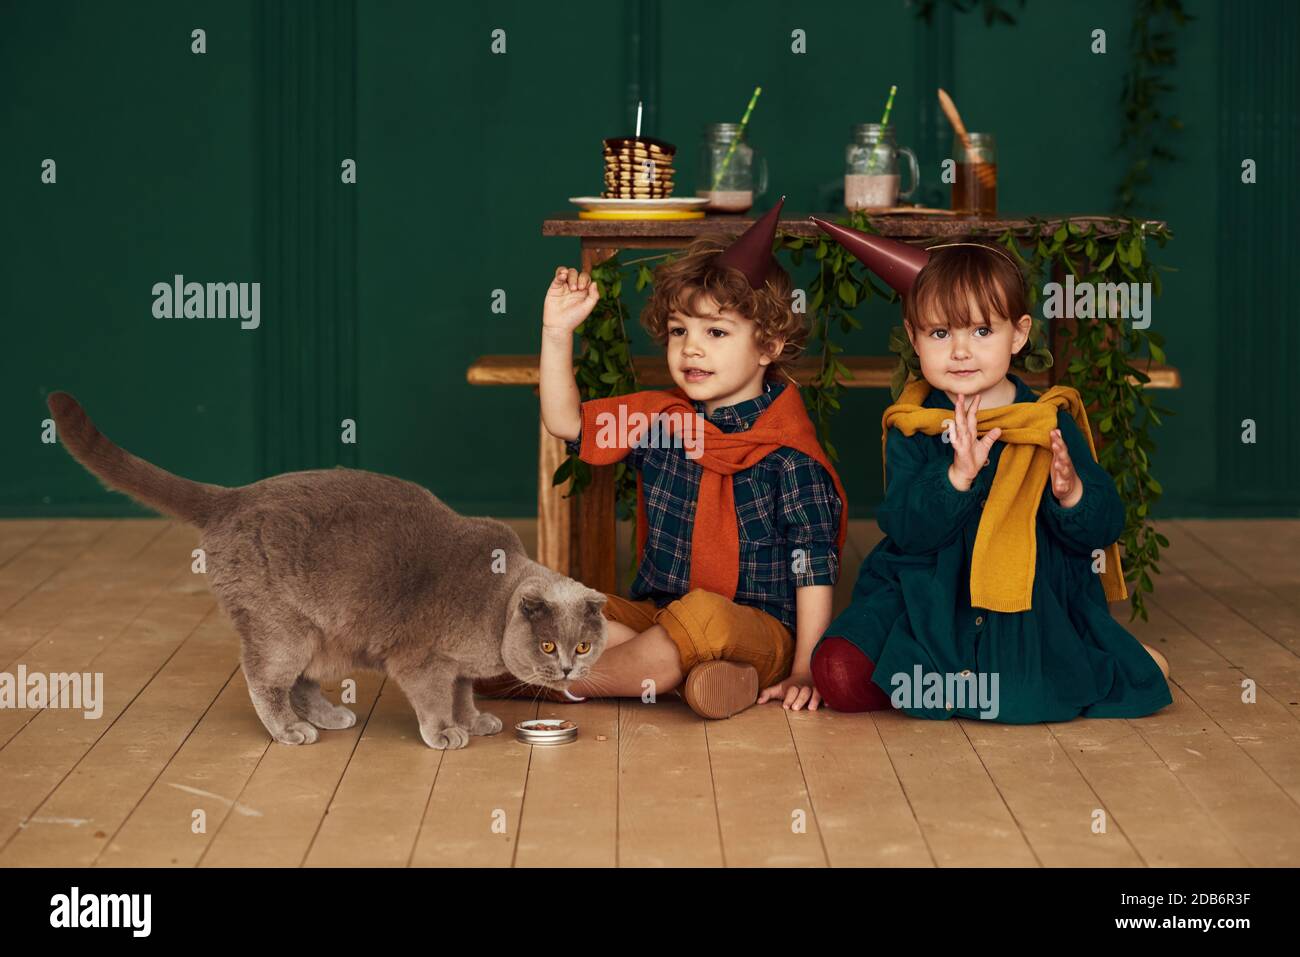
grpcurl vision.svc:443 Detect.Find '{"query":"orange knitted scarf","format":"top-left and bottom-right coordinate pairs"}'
top-left (576, 384), bottom-right (849, 599)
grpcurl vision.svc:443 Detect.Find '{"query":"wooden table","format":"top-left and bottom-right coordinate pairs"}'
top-left (474, 212), bottom-right (1175, 593)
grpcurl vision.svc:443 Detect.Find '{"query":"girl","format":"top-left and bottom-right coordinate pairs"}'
top-left (804, 221), bottom-right (1171, 722)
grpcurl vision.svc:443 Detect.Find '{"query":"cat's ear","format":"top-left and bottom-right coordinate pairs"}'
top-left (584, 592), bottom-right (607, 619)
top-left (519, 592), bottom-right (552, 622)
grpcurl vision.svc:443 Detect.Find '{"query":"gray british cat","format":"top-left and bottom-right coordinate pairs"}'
top-left (46, 392), bottom-right (607, 749)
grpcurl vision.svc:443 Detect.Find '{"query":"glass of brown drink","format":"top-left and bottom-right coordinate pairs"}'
top-left (952, 132), bottom-right (997, 217)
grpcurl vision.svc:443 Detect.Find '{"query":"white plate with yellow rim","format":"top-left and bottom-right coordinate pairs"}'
top-left (569, 196), bottom-right (709, 220)
top-left (569, 196), bottom-right (708, 211)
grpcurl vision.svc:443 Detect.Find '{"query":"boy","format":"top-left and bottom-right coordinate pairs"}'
top-left (478, 199), bottom-right (849, 718)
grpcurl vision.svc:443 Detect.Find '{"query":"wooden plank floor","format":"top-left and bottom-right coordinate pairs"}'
top-left (1, 517), bottom-right (1297, 867)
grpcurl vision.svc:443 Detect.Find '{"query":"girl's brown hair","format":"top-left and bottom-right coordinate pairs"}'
top-left (904, 241), bottom-right (1031, 358)
top-left (640, 236), bottom-right (806, 379)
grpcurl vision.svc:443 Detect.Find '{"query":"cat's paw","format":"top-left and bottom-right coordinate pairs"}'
top-left (421, 724), bottom-right (470, 750)
top-left (469, 712), bottom-right (503, 736)
top-left (274, 720), bottom-right (320, 746)
top-left (313, 704), bottom-right (357, 730)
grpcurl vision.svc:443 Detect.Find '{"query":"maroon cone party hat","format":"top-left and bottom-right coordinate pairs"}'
top-left (809, 217), bottom-right (929, 296)
top-left (715, 195), bottom-right (786, 289)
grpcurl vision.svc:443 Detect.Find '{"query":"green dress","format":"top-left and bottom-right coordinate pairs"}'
top-left (820, 373), bottom-right (1172, 723)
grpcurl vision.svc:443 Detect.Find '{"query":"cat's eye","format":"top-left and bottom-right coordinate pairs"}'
top-left (540, 640), bottom-right (556, 654)
top-left (575, 642), bottom-right (591, 655)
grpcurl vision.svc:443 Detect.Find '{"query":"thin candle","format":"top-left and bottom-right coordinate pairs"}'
top-left (711, 86), bottom-right (762, 191)
top-left (635, 101), bottom-right (643, 138)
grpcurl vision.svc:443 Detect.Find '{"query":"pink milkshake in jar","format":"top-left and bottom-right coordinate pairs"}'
top-left (844, 123), bottom-right (918, 211)
top-left (696, 122), bottom-right (767, 214)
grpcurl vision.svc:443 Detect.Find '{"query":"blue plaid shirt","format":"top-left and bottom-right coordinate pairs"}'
top-left (567, 380), bottom-right (842, 632)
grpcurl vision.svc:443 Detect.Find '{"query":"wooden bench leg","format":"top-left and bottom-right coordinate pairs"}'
top-left (537, 415), bottom-right (618, 594)
top-left (572, 463), bottom-right (617, 595)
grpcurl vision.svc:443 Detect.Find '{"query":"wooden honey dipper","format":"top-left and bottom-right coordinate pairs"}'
top-left (937, 88), bottom-right (997, 188)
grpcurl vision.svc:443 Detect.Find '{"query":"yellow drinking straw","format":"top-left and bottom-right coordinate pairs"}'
top-left (711, 86), bottom-right (762, 191)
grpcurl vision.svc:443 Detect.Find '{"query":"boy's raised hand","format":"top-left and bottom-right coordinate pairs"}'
top-left (543, 266), bottom-right (600, 336)
top-left (945, 392), bottom-right (1001, 491)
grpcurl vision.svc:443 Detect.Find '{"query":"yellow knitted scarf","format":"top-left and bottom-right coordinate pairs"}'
top-left (881, 377), bottom-right (1128, 612)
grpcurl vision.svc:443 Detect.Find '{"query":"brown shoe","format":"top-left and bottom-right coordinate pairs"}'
top-left (682, 661), bottom-right (760, 719)
top-left (472, 673), bottom-right (586, 705)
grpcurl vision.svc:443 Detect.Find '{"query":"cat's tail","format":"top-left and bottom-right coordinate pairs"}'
top-left (47, 391), bottom-right (228, 527)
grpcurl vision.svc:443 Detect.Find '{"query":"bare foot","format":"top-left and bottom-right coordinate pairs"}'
top-left (1142, 643), bottom-right (1170, 680)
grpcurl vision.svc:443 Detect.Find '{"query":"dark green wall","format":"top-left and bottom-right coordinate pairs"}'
top-left (4, 0), bottom-right (1296, 519)
top-left (2, 1), bottom-right (259, 513)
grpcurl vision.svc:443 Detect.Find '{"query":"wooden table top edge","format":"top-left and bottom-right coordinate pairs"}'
top-left (542, 212), bottom-right (1169, 240)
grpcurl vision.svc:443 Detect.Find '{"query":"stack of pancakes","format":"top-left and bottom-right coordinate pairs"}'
top-left (602, 136), bottom-right (676, 199)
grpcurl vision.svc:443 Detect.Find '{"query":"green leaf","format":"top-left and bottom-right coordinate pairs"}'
top-left (1099, 414), bottom-right (1114, 433)
top-left (838, 279), bottom-right (857, 307)
top-left (551, 457), bottom-right (574, 486)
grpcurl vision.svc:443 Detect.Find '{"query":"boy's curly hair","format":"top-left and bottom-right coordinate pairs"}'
top-left (903, 239), bottom-right (1032, 361)
top-left (640, 235), bottom-right (805, 379)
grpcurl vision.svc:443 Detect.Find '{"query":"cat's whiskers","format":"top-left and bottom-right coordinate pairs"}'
top-left (572, 668), bottom-right (616, 700)
top-left (495, 674), bottom-right (534, 696)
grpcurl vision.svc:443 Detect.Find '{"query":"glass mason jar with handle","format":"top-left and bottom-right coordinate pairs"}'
top-left (697, 122), bottom-right (768, 213)
top-left (845, 123), bottom-right (919, 211)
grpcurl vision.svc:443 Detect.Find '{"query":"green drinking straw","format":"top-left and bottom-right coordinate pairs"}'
top-left (879, 83), bottom-right (898, 130)
top-left (711, 86), bottom-right (762, 192)
top-left (865, 84), bottom-right (898, 175)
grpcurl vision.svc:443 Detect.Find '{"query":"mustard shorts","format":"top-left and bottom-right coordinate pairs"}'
top-left (600, 589), bottom-right (795, 689)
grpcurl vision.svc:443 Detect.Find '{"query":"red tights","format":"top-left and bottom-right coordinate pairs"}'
top-left (811, 637), bottom-right (894, 712)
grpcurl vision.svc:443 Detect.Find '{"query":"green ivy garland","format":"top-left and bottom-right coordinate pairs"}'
top-left (558, 214), bottom-right (1174, 622)
top-left (1117, 0), bottom-right (1194, 213)
top-left (1009, 216), bottom-right (1177, 622)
